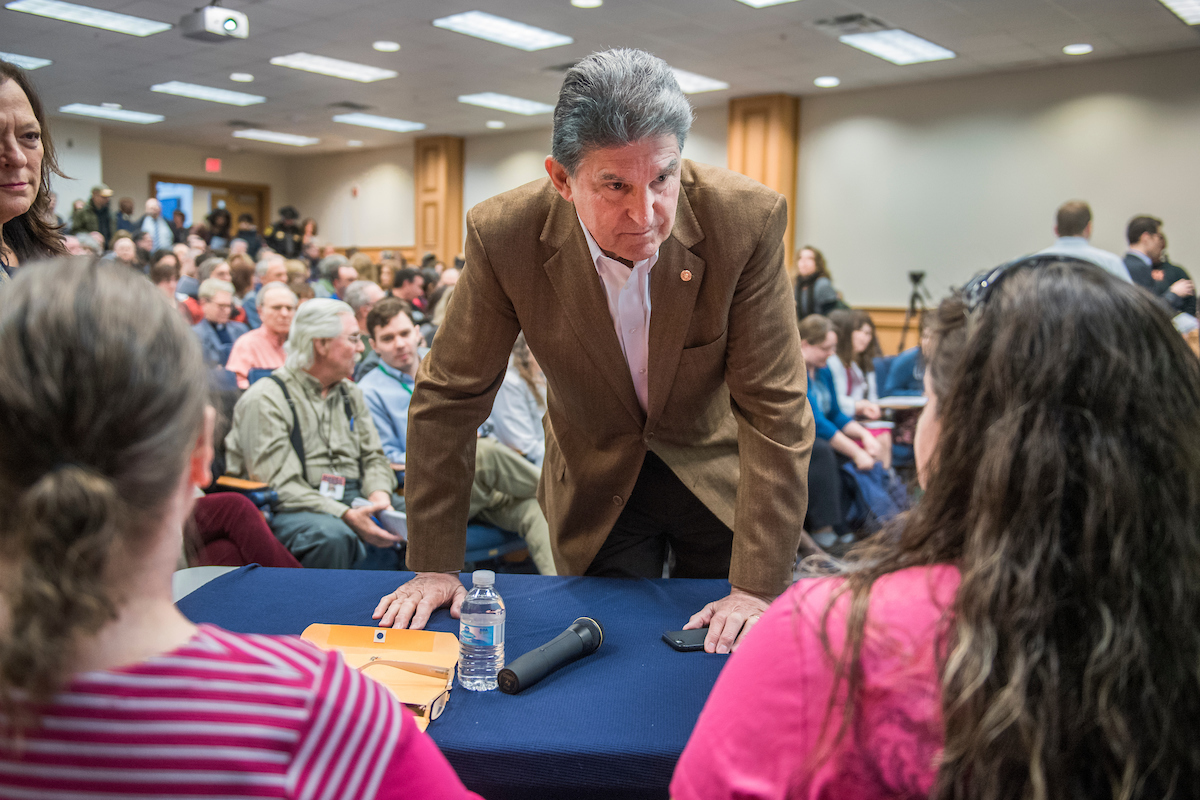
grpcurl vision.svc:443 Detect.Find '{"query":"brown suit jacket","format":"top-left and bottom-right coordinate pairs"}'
top-left (405, 160), bottom-right (814, 597)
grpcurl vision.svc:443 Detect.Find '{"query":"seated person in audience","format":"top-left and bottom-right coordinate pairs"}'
top-left (0, 258), bottom-right (479, 799)
top-left (189, 493), bottom-right (302, 569)
top-left (225, 299), bottom-right (403, 569)
top-left (192, 278), bottom-right (248, 366)
top-left (182, 256), bottom-right (234, 324)
top-left (133, 229), bottom-right (154, 269)
top-left (242, 252), bottom-right (288, 329)
top-left (358, 300), bottom-right (556, 575)
top-left (234, 212), bottom-right (262, 258)
top-left (672, 259), bottom-right (1200, 800)
top-left (149, 252), bottom-right (179, 304)
top-left (391, 267), bottom-right (427, 318)
top-left (102, 231), bottom-right (139, 270)
top-left (797, 316), bottom-right (881, 544)
top-left (174, 242), bottom-right (200, 298)
top-left (1036, 199), bottom-right (1131, 281)
top-left (429, 267), bottom-right (459, 328)
top-left (486, 332), bottom-right (547, 467)
top-left (229, 252), bottom-right (256, 310)
top-left (226, 281), bottom-right (296, 389)
top-left (794, 245), bottom-right (841, 320)
top-left (313, 255), bottom-right (356, 300)
top-left (879, 315), bottom-right (930, 397)
top-left (346, 279), bottom-right (388, 379)
top-left (827, 309), bottom-right (891, 469)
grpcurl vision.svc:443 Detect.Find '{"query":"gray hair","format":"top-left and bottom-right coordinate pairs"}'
top-left (551, 48), bottom-right (693, 176)
top-left (255, 253), bottom-right (284, 279)
top-left (198, 278), bottom-right (234, 301)
top-left (256, 280), bottom-right (297, 309)
top-left (285, 298), bottom-right (353, 370)
top-left (318, 254), bottom-right (349, 282)
top-left (343, 280), bottom-right (384, 314)
top-left (197, 257), bottom-right (228, 283)
top-left (74, 234), bottom-right (102, 256)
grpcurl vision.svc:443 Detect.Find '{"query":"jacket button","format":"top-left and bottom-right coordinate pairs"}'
top-left (612, 495), bottom-right (623, 506)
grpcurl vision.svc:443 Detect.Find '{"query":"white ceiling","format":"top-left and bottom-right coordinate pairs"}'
top-left (4, 0), bottom-right (1198, 155)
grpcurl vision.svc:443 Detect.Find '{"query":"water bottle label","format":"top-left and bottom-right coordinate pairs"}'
top-left (460, 622), bottom-right (504, 647)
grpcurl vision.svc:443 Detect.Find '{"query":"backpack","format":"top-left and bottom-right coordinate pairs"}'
top-left (840, 462), bottom-right (909, 534)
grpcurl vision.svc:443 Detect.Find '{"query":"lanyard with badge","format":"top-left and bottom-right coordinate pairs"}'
top-left (376, 363), bottom-right (415, 395)
top-left (317, 387), bottom-right (355, 501)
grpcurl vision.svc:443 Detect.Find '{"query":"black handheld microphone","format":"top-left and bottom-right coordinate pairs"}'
top-left (497, 617), bottom-right (604, 694)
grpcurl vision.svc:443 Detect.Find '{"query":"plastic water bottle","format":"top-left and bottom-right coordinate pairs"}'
top-left (458, 569), bottom-right (506, 691)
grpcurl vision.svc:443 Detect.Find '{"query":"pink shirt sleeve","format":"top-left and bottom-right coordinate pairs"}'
top-left (671, 566), bottom-right (959, 800)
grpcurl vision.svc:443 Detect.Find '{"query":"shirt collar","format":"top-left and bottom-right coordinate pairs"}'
top-left (576, 211), bottom-right (658, 272)
top-left (1126, 249), bottom-right (1152, 267)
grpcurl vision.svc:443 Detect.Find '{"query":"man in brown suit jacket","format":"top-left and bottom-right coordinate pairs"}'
top-left (375, 48), bottom-right (814, 654)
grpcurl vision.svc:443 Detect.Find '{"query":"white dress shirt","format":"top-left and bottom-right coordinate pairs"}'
top-left (1036, 236), bottom-right (1132, 282)
top-left (578, 213), bottom-right (658, 413)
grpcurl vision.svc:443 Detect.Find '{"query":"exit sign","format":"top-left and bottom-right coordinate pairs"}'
top-left (205, 158), bottom-right (222, 173)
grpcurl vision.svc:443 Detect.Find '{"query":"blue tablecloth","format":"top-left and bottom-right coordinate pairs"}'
top-left (177, 566), bottom-right (732, 800)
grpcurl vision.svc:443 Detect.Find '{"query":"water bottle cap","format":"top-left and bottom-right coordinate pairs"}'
top-left (471, 569), bottom-right (495, 586)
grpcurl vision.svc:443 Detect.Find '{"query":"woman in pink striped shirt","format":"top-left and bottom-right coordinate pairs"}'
top-left (0, 257), bottom-right (480, 800)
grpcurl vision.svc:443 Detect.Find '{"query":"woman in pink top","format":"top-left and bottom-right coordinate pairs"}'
top-left (227, 280), bottom-right (296, 388)
top-left (673, 258), bottom-right (1200, 799)
top-left (0, 257), bottom-right (480, 800)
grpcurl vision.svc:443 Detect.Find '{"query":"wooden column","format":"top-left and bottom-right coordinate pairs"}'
top-left (727, 94), bottom-right (800, 275)
top-left (414, 136), bottom-right (464, 264)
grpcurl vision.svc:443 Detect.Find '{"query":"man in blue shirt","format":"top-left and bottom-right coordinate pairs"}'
top-left (358, 299), bottom-right (555, 574)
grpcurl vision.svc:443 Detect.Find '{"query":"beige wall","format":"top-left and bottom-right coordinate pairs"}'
top-left (47, 118), bottom-right (103, 219)
top-left (796, 48), bottom-right (1200, 307)
top-left (288, 145), bottom-right (415, 249)
top-left (100, 136), bottom-right (291, 219)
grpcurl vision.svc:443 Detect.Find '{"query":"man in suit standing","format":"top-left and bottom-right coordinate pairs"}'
top-left (1124, 215), bottom-right (1194, 316)
top-left (374, 48), bottom-right (814, 654)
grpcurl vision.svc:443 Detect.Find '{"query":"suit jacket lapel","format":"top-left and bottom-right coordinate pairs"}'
top-left (646, 185), bottom-right (705, 429)
top-left (540, 191), bottom-right (644, 426)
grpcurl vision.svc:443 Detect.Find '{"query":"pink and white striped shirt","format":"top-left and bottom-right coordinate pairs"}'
top-left (0, 625), bottom-right (479, 800)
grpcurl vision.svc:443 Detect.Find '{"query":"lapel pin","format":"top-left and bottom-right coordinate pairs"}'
top-left (680, 269), bottom-right (692, 282)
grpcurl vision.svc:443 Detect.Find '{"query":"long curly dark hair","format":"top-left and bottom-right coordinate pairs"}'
top-left (823, 261), bottom-right (1200, 799)
top-left (0, 60), bottom-right (66, 264)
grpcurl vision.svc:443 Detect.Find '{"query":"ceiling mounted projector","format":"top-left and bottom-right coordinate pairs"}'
top-left (181, 5), bottom-right (248, 41)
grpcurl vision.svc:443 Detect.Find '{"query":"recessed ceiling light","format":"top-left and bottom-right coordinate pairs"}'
top-left (229, 72), bottom-right (254, 83)
top-left (1062, 43), bottom-right (1094, 55)
top-left (0, 51), bottom-right (52, 69)
top-left (1157, 0), bottom-right (1200, 24)
top-left (486, 120), bottom-right (506, 129)
top-left (232, 129), bottom-right (319, 147)
top-left (433, 11), bottom-right (573, 51)
top-left (839, 29), bottom-right (956, 65)
top-left (270, 52), bottom-right (398, 83)
top-left (151, 81), bottom-right (265, 106)
top-left (458, 92), bottom-right (555, 115)
top-left (733, 0), bottom-right (800, 6)
top-left (670, 68), bottom-right (729, 94)
top-left (571, 0), bottom-right (602, 7)
top-left (347, 140), bottom-right (364, 147)
top-left (5, 0), bottom-right (171, 36)
top-left (333, 112), bottom-right (425, 133)
top-left (814, 76), bottom-right (840, 88)
top-left (373, 40), bottom-right (401, 52)
top-left (59, 103), bottom-right (164, 124)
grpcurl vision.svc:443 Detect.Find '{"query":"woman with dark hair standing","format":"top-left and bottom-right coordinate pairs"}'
top-left (794, 245), bottom-right (840, 320)
top-left (674, 259), bottom-right (1200, 799)
top-left (0, 258), bottom-right (480, 798)
top-left (0, 59), bottom-right (65, 283)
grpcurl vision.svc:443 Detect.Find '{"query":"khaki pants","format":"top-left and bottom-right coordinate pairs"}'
top-left (469, 437), bottom-right (556, 575)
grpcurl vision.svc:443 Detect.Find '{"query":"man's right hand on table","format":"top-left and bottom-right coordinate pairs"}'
top-left (374, 572), bottom-right (467, 629)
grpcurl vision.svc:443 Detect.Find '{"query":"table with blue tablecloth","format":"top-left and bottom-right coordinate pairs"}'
top-left (177, 566), bottom-right (732, 800)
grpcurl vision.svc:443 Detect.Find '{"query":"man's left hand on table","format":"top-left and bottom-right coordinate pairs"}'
top-left (683, 587), bottom-right (771, 655)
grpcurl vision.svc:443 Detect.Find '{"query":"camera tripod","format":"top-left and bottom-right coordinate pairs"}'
top-left (898, 271), bottom-right (931, 352)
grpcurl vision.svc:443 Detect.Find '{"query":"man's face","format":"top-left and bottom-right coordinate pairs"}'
top-left (113, 238), bottom-right (136, 262)
top-left (93, 192), bottom-right (109, 209)
top-left (229, 240), bottom-right (248, 256)
top-left (260, 288), bottom-right (297, 335)
top-left (0, 79), bottom-right (43, 226)
top-left (263, 261), bottom-right (288, 285)
top-left (546, 134), bottom-right (681, 263)
top-left (371, 311), bottom-right (420, 374)
top-left (135, 232), bottom-right (152, 251)
top-left (145, 199), bottom-right (160, 218)
top-left (316, 314), bottom-right (364, 382)
top-left (239, 219), bottom-right (255, 231)
top-left (209, 262), bottom-right (232, 283)
top-left (304, 242), bottom-right (321, 258)
top-left (801, 331), bottom-right (837, 369)
top-left (64, 235), bottom-right (87, 256)
top-left (188, 234), bottom-right (207, 251)
top-left (398, 276), bottom-right (424, 302)
top-left (333, 265), bottom-right (357, 294)
top-left (202, 290), bottom-right (233, 324)
top-left (1140, 228), bottom-right (1166, 262)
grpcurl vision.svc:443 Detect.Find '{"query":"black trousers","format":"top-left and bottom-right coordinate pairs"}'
top-left (805, 436), bottom-right (848, 534)
top-left (585, 451), bottom-right (734, 580)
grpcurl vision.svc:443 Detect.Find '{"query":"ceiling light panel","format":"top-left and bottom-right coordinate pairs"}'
top-left (670, 68), bottom-right (729, 93)
top-left (0, 51), bottom-right (52, 69)
top-left (839, 29), bottom-right (956, 65)
top-left (333, 113), bottom-right (425, 133)
top-left (151, 81), bottom-right (265, 106)
top-left (59, 103), bottom-right (163, 123)
top-left (813, 76), bottom-right (840, 87)
top-left (1158, 0), bottom-right (1200, 23)
top-left (232, 129), bottom-right (319, 146)
top-left (5, 0), bottom-right (171, 36)
top-left (733, 0), bottom-right (800, 6)
top-left (433, 11), bottom-right (573, 51)
top-left (270, 52), bottom-right (397, 83)
top-left (458, 92), bottom-right (555, 115)
top-left (1062, 43), bottom-right (1093, 55)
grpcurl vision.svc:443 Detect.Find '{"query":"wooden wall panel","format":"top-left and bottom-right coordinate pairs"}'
top-left (413, 136), bottom-right (464, 264)
top-left (856, 306), bottom-right (925, 356)
top-left (727, 94), bottom-right (799, 274)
